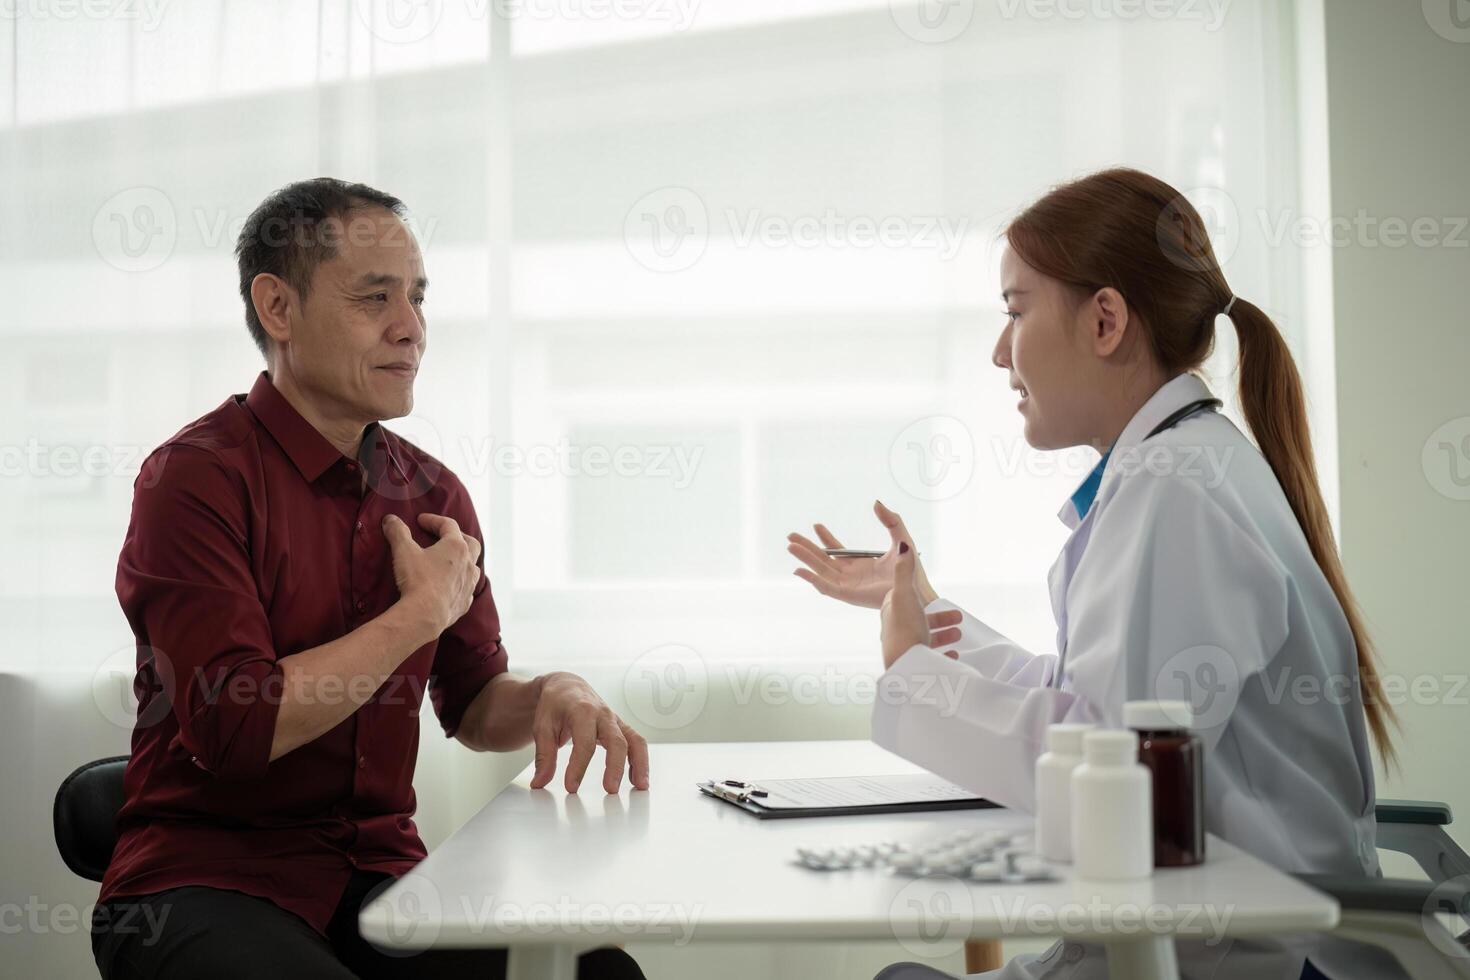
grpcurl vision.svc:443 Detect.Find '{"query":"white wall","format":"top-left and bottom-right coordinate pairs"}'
top-left (1319, 2), bottom-right (1470, 845)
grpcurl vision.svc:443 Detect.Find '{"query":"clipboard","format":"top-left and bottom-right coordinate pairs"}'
top-left (696, 773), bottom-right (998, 819)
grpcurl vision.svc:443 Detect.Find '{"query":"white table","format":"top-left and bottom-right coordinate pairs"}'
top-left (360, 740), bottom-right (1337, 980)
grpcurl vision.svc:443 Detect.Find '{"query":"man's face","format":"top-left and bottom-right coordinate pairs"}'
top-left (283, 207), bottom-right (427, 424)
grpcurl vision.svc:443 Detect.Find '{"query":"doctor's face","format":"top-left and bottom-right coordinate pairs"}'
top-left (993, 247), bottom-right (1105, 451)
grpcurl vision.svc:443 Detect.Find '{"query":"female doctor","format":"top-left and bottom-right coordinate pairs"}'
top-left (788, 168), bottom-right (1399, 980)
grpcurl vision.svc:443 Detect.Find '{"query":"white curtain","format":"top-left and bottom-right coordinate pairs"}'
top-left (1, 2), bottom-right (1314, 975)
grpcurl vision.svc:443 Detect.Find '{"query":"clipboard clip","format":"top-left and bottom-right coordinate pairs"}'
top-left (699, 778), bottom-right (768, 803)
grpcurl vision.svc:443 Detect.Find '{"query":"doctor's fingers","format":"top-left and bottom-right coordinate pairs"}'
top-left (873, 500), bottom-right (915, 547)
top-left (786, 534), bottom-right (841, 574)
top-left (926, 610), bottom-right (963, 630)
top-left (793, 566), bottom-right (842, 598)
top-left (929, 626), bottom-right (963, 648)
top-left (812, 524), bottom-right (845, 549)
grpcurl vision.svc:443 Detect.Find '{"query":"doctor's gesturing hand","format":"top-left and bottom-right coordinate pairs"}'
top-left (880, 542), bottom-right (960, 669)
top-left (787, 499), bottom-right (963, 651)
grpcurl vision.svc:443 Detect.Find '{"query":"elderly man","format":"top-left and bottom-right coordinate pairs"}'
top-left (89, 178), bottom-right (649, 980)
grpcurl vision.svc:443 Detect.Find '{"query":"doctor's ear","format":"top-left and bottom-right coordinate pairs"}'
top-left (1087, 286), bottom-right (1130, 358)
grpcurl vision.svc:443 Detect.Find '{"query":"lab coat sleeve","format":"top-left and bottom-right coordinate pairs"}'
top-left (924, 597), bottom-right (1057, 686)
top-left (874, 472), bottom-right (1291, 812)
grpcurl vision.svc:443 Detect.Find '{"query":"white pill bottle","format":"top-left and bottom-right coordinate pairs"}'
top-left (1071, 729), bottom-right (1153, 880)
top-left (1034, 723), bottom-right (1094, 863)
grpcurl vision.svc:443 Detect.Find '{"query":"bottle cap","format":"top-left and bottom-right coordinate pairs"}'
top-left (1082, 729), bottom-right (1140, 765)
top-left (1123, 700), bottom-right (1194, 731)
top-left (1045, 723), bottom-right (1095, 755)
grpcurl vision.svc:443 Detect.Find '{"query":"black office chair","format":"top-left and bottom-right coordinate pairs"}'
top-left (53, 755), bottom-right (129, 882)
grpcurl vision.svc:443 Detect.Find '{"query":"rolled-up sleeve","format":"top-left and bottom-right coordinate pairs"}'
top-left (116, 444), bottom-right (283, 780)
top-left (427, 486), bottom-right (509, 738)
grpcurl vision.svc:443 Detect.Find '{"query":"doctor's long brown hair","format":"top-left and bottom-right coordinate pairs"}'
top-left (1005, 167), bottom-right (1396, 762)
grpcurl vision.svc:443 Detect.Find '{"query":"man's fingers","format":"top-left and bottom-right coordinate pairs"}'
top-left (598, 714), bottom-right (629, 794)
top-left (812, 523), bottom-right (845, 550)
top-left (381, 514), bottom-right (417, 551)
top-left (623, 723), bottom-right (650, 790)
top-left (529, 720), bottom-right (559, 789)
top-left (417, 512), bottom-right (463, 539)
top-left (464, 533), bottom-right (483, 564)
top-left (564, 715), bottom-right (599, 793)
top-left (926, 610), bottom-right (963, 630)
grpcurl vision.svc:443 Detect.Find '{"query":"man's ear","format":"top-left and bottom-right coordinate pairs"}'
top-left (1090, 287), bottom-right (1130, 358)
top-left (250, 273), bottom-right (296, 349)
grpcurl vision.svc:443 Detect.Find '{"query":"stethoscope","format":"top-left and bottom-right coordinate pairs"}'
top-left (1047, 395), bottom-right (1223, 688)
top-left (1143, 397), bottom-right (1223, 440)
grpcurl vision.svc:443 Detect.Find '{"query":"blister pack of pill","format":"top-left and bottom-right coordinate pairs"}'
top-left (794, 829), bottom-right (1056, 883)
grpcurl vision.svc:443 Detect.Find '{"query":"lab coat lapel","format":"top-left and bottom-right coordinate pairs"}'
top-left (1046, 373), bottom-right (1217, 679)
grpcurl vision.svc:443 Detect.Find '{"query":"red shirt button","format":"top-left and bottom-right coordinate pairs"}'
top-left (355, 598), bottom-right (366, 613)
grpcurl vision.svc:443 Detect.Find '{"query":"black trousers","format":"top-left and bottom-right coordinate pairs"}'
top-left (90, 869), bottom-right (647, 980)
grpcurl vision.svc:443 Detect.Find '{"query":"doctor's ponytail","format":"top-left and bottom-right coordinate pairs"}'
top-left (1006, 168), bottom-right (1397, 763)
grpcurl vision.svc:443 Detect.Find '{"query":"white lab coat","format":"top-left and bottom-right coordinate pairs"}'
top-left (872, 373), bottom-right (1404, 980)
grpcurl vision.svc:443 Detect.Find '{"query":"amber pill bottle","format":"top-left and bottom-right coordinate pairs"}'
top-left (1124, 700), bottom-right (1205, 867)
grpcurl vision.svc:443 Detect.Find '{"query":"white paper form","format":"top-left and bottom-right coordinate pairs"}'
top-left (749, 774), bottom-right (982, 810)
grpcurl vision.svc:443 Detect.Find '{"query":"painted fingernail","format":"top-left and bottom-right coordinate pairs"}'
top-left (899, 541), bottom-right (909, 554)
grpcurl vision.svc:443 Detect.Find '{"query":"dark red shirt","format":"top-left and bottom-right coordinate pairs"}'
top-left (100, 371), bottom-right (508, 935)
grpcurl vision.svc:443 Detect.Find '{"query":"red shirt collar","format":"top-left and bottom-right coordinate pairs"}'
top-left (242, 370), bottom-right (404, 486)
